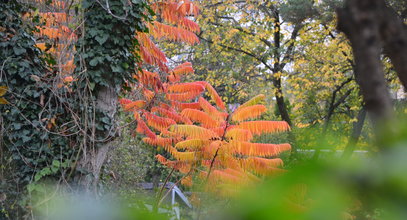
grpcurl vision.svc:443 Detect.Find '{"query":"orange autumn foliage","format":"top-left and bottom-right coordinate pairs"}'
top-left (117, 0), bottom-right (292, 195)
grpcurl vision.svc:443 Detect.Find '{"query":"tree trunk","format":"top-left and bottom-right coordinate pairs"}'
top-left (77, 85), bottom-right (118, 193)
top-left (337, 0), bottom-right (394, 124)
top-left (380, 4), bottom-right (407, 90)
top-left (342, 107), bottom-right (367, 159)
top-left (272, 12), bottom-right (292, 126)
top-left (72, 0), bottom-right (145, 193)
top-left (273, 77), bottom-right (292, 126)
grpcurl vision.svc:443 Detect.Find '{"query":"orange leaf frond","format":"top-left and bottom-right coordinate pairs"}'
top-left (210, 126), bottom-right (227, 137)
top-left (179, 17), bottom-right (200, 33)
top-left (149, 22), bottom-right (199, 45)
top-left (175, 139), bottom-right (210, 150)
top-left (156, 154), bottom-right (191, 173)
top-left (239, 157), bottom-right (284, 175)
top-left (60, 59), bottom-right (75, 74)
top-left (167, 82), bottom-right (205, 93)
top-left (236, 121), bottom-right (291, 135)
top-left (156, 154), bottom-right (168, 164)
top-left (173, 62), bottom-right (194, 75)
top-left (176, 0), bottom-right (199, 16)
top-left (169, 124), bottom-right (219, 140)
top-left (229, 141), bottom-right (291, 157)
top-left (136, 119), bottom-right (156, 139)
top-left (202, 141), bottom-right (227, 159)
top-left (123, 100), bottom-right (146, 111)
top-left (135, 69), bottom-right (163, 90)
top-left (181, 176), bottom-right (193, 187)
top-left (143, 88), bottom-right (155, 101)
top-left (151, 107), bottom-right (192, 124)
top-left (153, 1), bottom-right (199, 19)
top-left (119, 98), bottom-right (132, 105)
top-left (181, 109), bottom-right (219, 128)
top-left (36, 25), bottom-right (76, 40)
top-left (225, 128), bottom-right (253, 141)
top-left (39, 12), bottom-right (68, 26)
top-left (223, 168), bottom-right (256, 183)
top-left (198, 97), bottom-right (225, 121)
top-left (143, 136), bottom-right (177, 148)
top-left (168, 62), bottom-right (194, 82)
top-left (144, 112), bottom-right (176, 132)
top-left (171, 101), bottom-right (201, 111)
top-left (166, 89), bottom-right (202, 102)
top-left (208, 169), bottom-right (243, 185)
top-left (238, 94), bottom-right (266, 110)
top-left (231, 105), bottom-right (267, 122)
top-left (152, 2), bottom-right (200, 33)
top-left (171, 149), bottom-right (197, 162)
top-left (197, 81), bottom-right (226, 110)
top-left (137, 33), bottom-right (168, 71)
top-left (159, 102), bottom-right (172, 110)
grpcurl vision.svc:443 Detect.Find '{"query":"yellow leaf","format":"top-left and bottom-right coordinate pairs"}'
top-left (0, 86), bottom-right (7, 96)
top-left (0, 98), bottom-right (8, 104)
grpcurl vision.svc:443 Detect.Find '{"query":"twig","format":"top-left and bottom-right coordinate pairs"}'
top-left (153, 167), bottom-right (175, 213)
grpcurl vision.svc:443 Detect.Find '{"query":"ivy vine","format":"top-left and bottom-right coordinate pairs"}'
top-left (0, 1), bottom-right (74, 218)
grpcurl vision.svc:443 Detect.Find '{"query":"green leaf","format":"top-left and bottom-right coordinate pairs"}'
top-left (89, 58), bottom-right (99, 66)
top-left (13, 47), bottom-right (26, 55)
top-left (34, 173), bottom-right (42, 182)
top-left (52, 160), bottom-right (61, 167)
top-left (13, 123), bottom-right (21, 130)
top-left (89, 82), bottom-right (96, 90)
top-left (95, 35), bottom-right (109, 45)
top-left (122, 62), bottom-right (129, 69)
top-left (111, 65), bottom-right (123, 73)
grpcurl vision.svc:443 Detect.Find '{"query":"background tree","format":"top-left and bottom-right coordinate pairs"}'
top-left (337, 0), bottom-right (407, 129)
top-left (188, 0), bottom-right (320, 126)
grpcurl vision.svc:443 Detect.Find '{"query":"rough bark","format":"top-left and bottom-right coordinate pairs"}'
top-left (77, 85), bottom-right (118, 193)
top-left (380, 5), bottom-right (407, 90)
top-left (72, 0), bottom-right (146, 193)
top-left (337, 0), bottom-right (394, 123)
top-left (273, 12), bottom-right (292, 126)
top-left (273, 77), bottom-right (292, 126)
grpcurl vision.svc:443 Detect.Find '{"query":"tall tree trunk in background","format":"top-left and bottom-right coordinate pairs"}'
top-left (380, 4), bottom-right (407, 90)
top-left (273, 12), bottom-right (292, 126)
top-left (337, 0), bottom-right (394, 124)
top-left (273, 77), bottom-right (292, 126)
top-left (342, 107), bottom-right (367, 159)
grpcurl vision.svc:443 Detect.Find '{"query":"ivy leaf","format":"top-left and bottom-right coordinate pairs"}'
top-left (89, 82), bottom-right (96, 90)
top-left (22, 135), bottom-right (31, 143)
top-left (34, 173), bottom-right (42, 182)
top-left (52, 160), bottom-right (60, 167)
top-left (13, 123), bottom-right (21, 130)
top-left (13, 47), bottom-right (26, 55)
top-left (95, 35), bottom-right (109, 45)
top-left (111, 65), bottom-right (123, 73)
top-left (89, 58), bottom-right (99, 66)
